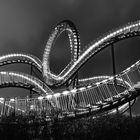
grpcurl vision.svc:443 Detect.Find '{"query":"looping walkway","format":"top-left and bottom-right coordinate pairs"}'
top-left (0, 20), bottom-right (140, 120)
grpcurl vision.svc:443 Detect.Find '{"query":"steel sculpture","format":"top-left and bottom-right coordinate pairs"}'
top-left (0, 20), bottom-right (140, 120)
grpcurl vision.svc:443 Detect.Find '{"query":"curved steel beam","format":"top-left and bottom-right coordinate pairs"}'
top-left (0, 71), bottom-right (53, 95)
top-left (0, 20), bottom-right (139, 120)
top-left (42, 20), bottom-right (80, 86)
top-left (0, 53), bottom-right (42, 72)
top-left (43, 20), bottom-right (140, 87)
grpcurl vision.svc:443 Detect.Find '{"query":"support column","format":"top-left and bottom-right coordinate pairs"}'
top-left (30, 65), bottom-right (33, 98)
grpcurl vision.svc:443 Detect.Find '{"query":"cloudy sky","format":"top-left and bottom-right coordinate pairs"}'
top-left (0, 0), bottom-right (140, 115)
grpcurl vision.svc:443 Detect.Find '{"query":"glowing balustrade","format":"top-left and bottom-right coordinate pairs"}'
top-left (0, 53), bottom-right (42, 72)
top-left (0, 71), bottom-right (53, 95)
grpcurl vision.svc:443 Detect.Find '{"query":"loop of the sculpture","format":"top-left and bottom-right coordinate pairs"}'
top-left (43, 20), bottom-right (140, 87)
top-left (42, 20), bottom-right (80, 86)
top-left (0, 20), bottom-right (139, 119)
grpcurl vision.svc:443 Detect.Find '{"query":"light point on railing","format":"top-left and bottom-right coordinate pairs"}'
top-left (96, 82), bottom-right (101, 86)
top-left (87, 85), bottom-right (92, 88)
top-left (46, 95), bottom-right (52, 99)
top-left (136, 61), bottom-right (140, 65)
top-left (1, 72), bottom-right (7, 75)
top-left (71, 88), bottom-right (77, 93)
top-left (0, 97), bottom-right (4, 101)
top-left (62, 90), bottom-right (69, 95)
top-left (126, 67), bottom-right (131, 72)
top-left (30, 105), bottom-right (35, 110)
top-left (102, 79), bottom-right (108, 83)
top-left (54, 93), bottom-right (60, 97)
top-left (79, 87), bottom-right (86, 91)
top-left (10, 98), bottom-right (15, 102)
top-left (109, 77), bottom-right (114, 80)
top-left (38, 96), bottom-right (43, 100)
top-left (130, 63), bottom-right (135, 68)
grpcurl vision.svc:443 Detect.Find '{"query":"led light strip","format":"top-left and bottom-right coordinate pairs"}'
top-left (42, 20), bottom-right (80, 86)
top-left (0, 20), bottom-right (139, 119)
top-left (0, 71), bottom-right (53, 95)
top-left (42, 59), bottom-right (140, 117)
top-left (0, 53), bottom-right (42, 72)
top-left (42, 20), bottom-right (140, 87)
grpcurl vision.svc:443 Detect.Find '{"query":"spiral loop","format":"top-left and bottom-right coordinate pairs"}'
top-left (42, 20), bottom-right (80, 86)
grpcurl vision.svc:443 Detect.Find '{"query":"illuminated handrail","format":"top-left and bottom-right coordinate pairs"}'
top-left (0, 53), bottom-right (42, 72)
top-left (0, 71), bottom-right (53, 95)
top-left (43, 20), bottom-right (140, 87)
top-left (0, 59), bottom-right (139, 119)
top-left (0, 20), bottom-right (140, 120)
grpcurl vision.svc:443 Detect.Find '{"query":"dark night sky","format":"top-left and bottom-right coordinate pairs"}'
top-left (0, 0), bottom-right (140, 115)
